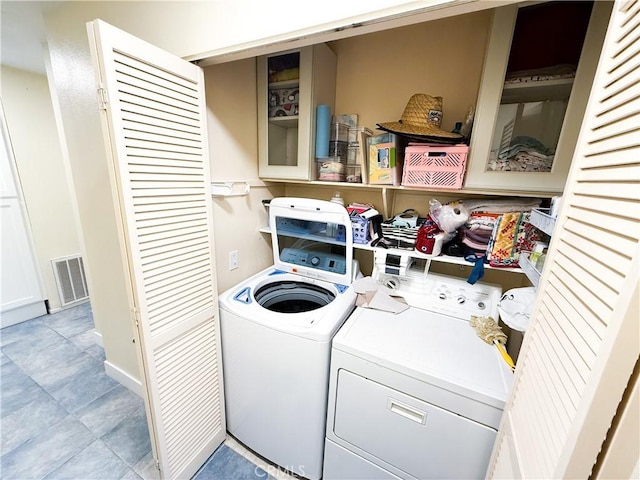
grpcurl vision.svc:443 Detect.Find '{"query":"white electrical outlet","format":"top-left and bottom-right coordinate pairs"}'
top-left (229, 250), bottom-right (239, 270)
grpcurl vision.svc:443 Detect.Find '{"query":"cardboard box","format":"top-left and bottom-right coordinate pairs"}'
top-left (368, 133), bottom-right (405, 185)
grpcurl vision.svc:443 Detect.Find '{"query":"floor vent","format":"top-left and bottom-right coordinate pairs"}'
top-left (52, 255), bottom-right (89, 306)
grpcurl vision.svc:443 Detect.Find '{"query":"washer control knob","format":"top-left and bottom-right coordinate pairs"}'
top-left (457, 296), bottom-right (466, 304)
top-left (438, 292), bottom-right (447, 300)
top-left (310, 256), bottom-right (321, 266)
top-left (477, 302), bottom-right (486, 310)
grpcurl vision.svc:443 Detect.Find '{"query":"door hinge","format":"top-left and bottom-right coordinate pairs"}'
top-left (131, 306), bottom-right (140, 327)
top-left (97, 86), bottom-right (108, 110)
top-left (154, 457), bottom-right (161, 472)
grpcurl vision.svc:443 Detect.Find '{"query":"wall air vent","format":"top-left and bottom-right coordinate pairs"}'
top-left (52, 255), bottom-right (89, 305)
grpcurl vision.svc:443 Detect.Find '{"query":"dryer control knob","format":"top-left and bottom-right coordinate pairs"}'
top-left (457, 296), bottom-right (466, 304)
top-left (310, 256), bottom-right (321, 266)
top-left (477, 302), bottom-right (486, 310)
top-left (438, 292), bottom-right (447, 300)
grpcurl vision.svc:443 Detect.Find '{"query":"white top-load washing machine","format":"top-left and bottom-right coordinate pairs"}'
top-left (218, 197), bottom-right (360, 480)
top-left (323, 253), bottom-right (514, 480)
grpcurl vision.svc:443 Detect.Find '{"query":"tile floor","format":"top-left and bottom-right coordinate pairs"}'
top-left (0, 303), bottom-right (283, 480)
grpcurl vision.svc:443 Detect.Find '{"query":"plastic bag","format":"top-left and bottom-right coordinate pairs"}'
top-left (428, 199), bottom-right (469, 238)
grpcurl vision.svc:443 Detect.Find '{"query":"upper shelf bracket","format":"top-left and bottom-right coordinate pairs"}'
top-left (211, 182), bottom-right (250, 197)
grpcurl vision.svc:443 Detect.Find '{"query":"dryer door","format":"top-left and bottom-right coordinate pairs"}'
top-left (333, 369), bottom-right (497, 479)
top-left (270, 197), bottom-right (354, 286)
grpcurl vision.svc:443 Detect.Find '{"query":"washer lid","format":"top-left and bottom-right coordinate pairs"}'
top-left (269, 197), bottom-right (354, 286)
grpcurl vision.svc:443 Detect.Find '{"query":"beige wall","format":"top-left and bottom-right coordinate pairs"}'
top-left (44, 8), bottom-right (139, 383)
top-left (331, 10), bottom-right (492, 135)
top-left (0, 66), bottom-right (83, 312)
top-left (203, 58), bottom-right (285, 293)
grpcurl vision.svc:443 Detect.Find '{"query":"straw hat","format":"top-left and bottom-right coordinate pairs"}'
top-left (377, 94), bottom-right (463, 140)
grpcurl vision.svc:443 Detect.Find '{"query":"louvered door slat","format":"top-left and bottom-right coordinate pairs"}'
top-left (569, 204), bottom-right (637, 236)
top-left (489, 4), bottom-right (640, 478)
top-left (545, 283), bottom-right (602, 354)
top-left (558, 233), bottom-right (627, 288)
top-left (546, 274), bottom-right (607, 339)
top-left (147, 273), bottom-right (210, 301)
top-left (134, 205), bottom-right (207, 222)
top-left (125, 137), bottom-right (202, 155)
top-left (115, 66), bottom-right (200, 109)
top-left (582, 147), bottom-right (637, 168)
top-left (143, 253), bottom-right (209, 281)
top-left (593, 97), bottom-right (640, 132)
top-left (134, 194), bottom-right (204, 207)
top-left (140, 229), bottom-right (208, 250)
top-left (122, 112), bottom-right (201, 136)
top-left (147, 270), bottom-right (211, 302)
top-left (573, 181), bottom-right (637, 198)
top-left (523, 349), bottom-right (570, 443)
top-left (136, 200), bottom-right (208, 215)
top-left (557, 243), bottom-right (624, 306)
top-left (551, 256), bottom-right (613, 318)
top-left (118, 90), bottom-right (199, 122)
top-left (130, 180), bottom-right (205, 191)
top-left (120, 102), bottom-right (200, 129)
top-left (89, 20), bottom-right (225, 480)
top-left (113, 52), bottom-right (199, 98)
top-left (532, 319), bottom-right (582, 411)
top-left (562, 218), bottom-right (637, 262)
top-left (541, 292), bottom-right (598, 368)
top-left (126, 129), bottom-right (200, 153)
top-left (511, 380), bottom-right (553, 475)
top-left (576, 164), bottom-right (640, 182)
top-left (148, 278), bottom-right (210, 312)
top-left (596, 85), bottom-right (638, 115)
top-left (585, 126), bottom-right (639, 153)
top-left (127, 151), bottom-right (204, 164)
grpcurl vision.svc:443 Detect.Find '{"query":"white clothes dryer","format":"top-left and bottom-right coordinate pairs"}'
top-left (323, 257), bottom-right (514, 480)
top-left (219, 197), bottom-right (360, 480)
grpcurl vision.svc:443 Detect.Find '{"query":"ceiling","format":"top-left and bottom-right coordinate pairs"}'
top-left (0, 1), bottom-right (61, 75)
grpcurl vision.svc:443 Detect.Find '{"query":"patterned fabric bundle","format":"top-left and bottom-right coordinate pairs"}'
top-left (488, 212), bottom-right (542, 267)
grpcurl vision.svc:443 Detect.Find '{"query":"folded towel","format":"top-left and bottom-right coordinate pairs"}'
top-left (462, 198), bottom-right (542, 214)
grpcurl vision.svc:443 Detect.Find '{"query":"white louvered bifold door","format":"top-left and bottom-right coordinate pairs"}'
top-left (87, 20), bottom-right (225, 479)
top-left (488, 2), bottom-right (640, 479)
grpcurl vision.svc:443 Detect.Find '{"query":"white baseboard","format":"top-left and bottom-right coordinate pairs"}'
top-left (104, 360), bottom-right (143, 397)
top-left (93, 329), bottom-right (104, 348)
top-left (1, 301), bottom-right (47, 328)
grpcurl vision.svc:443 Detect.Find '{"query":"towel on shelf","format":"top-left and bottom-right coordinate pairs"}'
top-left (489, 212), bottom-right (542, 268)
top-left (462, 198), bottom-right (542, 214)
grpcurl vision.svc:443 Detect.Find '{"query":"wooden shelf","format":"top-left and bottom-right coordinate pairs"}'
top-left (501, 77), bottom-right (574, 104)
top-left (259, 226), bottom-right (523, 274)
top-left (268, 79), bottom-right (299, 88)
top-left (268, 115), bottom-right (299, 128)
top-left (261, 178), bottom-right (562, 199)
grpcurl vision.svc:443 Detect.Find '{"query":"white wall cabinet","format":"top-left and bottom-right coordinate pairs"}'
top-left (464, 1), bottom-right (611, 193)
top-left (257, 44), bottom-right (337, 180)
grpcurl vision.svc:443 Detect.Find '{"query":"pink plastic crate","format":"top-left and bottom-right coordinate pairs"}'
top-left (402, 144), bottom-right (469, 189)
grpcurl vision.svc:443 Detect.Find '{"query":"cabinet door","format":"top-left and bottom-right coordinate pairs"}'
top-left (258, 44), bottom-right (336, 180)
top-left (88, 19), bottom-right (225, 480)
top-left (0, 103), bottom-right (46, 327)
top-left (0, 198), bottom-right (47, 326)
top-left (487, 1), bottom-right (640, 476)
top-left (465, 2), bottom-right (611, 193)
